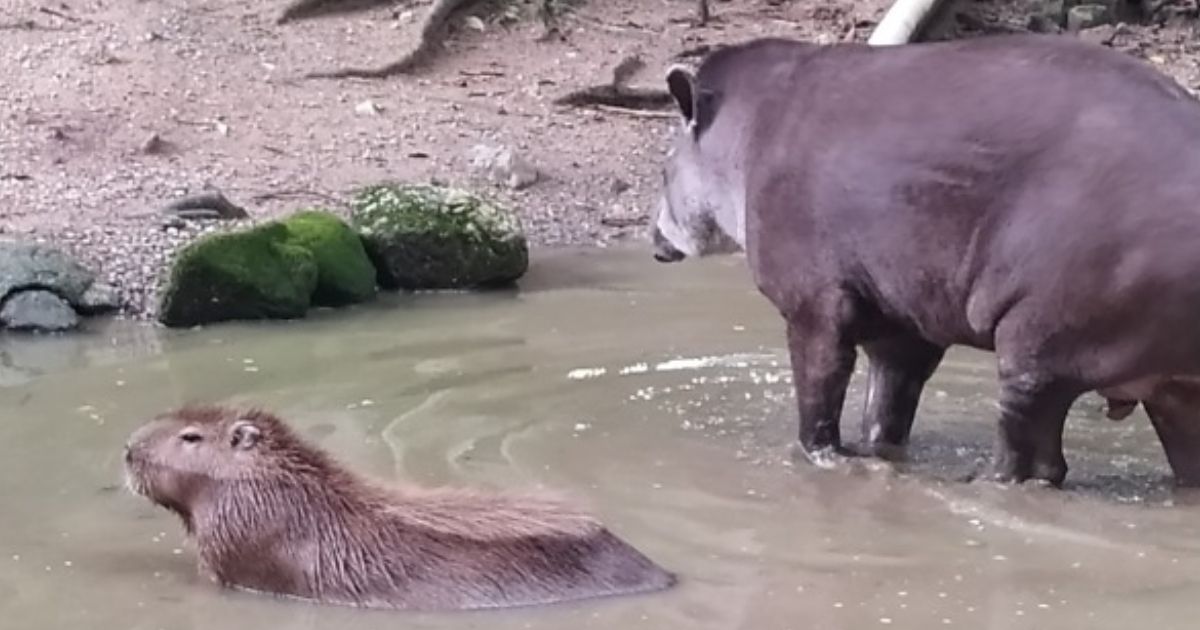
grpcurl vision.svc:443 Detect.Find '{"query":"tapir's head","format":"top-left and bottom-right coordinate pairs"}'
top-left (652, 64), bottom-right (744, 263)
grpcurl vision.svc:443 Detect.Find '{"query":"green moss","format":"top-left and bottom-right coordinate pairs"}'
top-left (282, 209), bottom-right (377, 306)
top-left (349, 183), bottom-right (528, 290)
top-left (157, 223), bottom-right (318, 327)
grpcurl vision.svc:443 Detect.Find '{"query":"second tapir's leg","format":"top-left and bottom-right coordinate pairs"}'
top-left (784, 299), bottom-right (858, 463)
top-left (990, 371), bottom-right (1080, 486)
top-left (1142, 381), bottom-right (1200, 487)
top-left (860, 334), bottom-right (946, 459)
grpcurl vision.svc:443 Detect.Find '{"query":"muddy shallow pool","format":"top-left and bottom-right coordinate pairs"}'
top-left (2, 245), bottom-right (1199, 629)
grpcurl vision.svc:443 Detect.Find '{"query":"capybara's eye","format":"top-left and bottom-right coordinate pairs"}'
top-left (180, 432), bottom-right (203, 444)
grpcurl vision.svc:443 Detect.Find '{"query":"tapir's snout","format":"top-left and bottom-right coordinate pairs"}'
top-left (652, 228), bottom-right (686, 263)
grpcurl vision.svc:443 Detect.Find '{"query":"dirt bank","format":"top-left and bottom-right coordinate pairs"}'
top-left (2, 0), bottom-right (1196, 319)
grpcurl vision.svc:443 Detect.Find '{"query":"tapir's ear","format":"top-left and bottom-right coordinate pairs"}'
top-left (229, 420), bottom-right (262, 451)
top-left (666, 64), bottom-right (697, 124)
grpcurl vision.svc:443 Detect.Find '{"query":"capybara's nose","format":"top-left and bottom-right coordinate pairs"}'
top-left (652, 228), bottom-right (686, 263)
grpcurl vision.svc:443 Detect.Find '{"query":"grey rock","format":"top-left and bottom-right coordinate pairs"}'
top-left (141, 133), bottom-right (169, 154)
top-left (0, 289), bottom-right (79, 331)
top-left (1079, 22), bottom-right (1119, 45)
top-left (0, 239), bottom-right (122, 325)
top-left (1068, 4), bottom-right (1110, 31)
top-left (0, 239), bottom-right (95, 305)
top-left (77, 282), bottom-right (120, 314)
top-left (468, 144), bottom-right (541, 190)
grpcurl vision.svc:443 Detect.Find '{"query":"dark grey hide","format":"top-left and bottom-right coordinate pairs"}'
top-left (653, 33), bottom-right (1200, 487)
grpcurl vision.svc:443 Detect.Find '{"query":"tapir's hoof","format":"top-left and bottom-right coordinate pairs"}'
top-left (989, 458), bottom-right (1066, 488)
top-left (788, 441), bottom-right (861, 470)
top-left (989, 467), bottom-right (1024, 485)
top-left (862, 440), bottom-right (909, 462)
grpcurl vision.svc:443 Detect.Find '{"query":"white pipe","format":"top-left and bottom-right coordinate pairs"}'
top-left (867, 0), bottom-right (949, 46)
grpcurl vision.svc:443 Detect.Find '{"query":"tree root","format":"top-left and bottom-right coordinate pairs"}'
top-left (553, 85), bottom-right (673, 110)
top-left (162, 189), bottom-right (250, 220)
top-left (276, 0), bottom-right (393, 24)
top-left (300, 0), bottom-right (485, 80)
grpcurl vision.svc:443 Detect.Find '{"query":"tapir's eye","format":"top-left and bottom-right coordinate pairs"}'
top-left (179, 431), bottom-right (203, 444)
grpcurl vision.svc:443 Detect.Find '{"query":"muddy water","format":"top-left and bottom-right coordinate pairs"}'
top-left (2, 246), bottom-right (1200, 630)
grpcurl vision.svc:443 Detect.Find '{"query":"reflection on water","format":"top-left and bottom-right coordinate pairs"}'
top-left (1, 246), bottom-right (1199, 630)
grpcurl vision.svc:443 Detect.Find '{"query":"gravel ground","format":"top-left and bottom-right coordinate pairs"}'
top-left (2, 0), bottom-right (1198, 320)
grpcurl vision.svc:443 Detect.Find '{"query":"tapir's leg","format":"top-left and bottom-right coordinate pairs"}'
top-left (860, 335), bottom-right (946, 459)
top-left (990, 375), bottom-right (1079, 486)
top-left (1142, 381), bottom-right (1200, 487)
top-left (785, 307), bottom-right (858, 462)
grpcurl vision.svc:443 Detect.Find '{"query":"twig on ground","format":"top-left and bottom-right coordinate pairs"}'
top-left (459, 69), bottom-right (505, 77)
top-left (300, 0), bottom-right (485, 80)
top-left (561, 12), bottom-right (660, 37)
top-left (37, 6), bottom-right (88, 23)
top-left (246, 188), bottom-right (348, 207)
top-left (0, 19), bottom-right (36, 30)
top-left (601, 215), bottom-right (649, 228)
top-left (592, 104), bottom-right (676, 119)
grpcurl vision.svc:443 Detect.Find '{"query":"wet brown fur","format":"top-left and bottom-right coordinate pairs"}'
top-left (123, 404), bottom-right (676, 611)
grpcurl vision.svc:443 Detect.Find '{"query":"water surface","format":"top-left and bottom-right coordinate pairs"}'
top-left (2, 246), bottom-right (1199, 630)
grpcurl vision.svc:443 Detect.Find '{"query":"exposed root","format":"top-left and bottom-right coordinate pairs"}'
top-left (554, 85), bottom-right (674, 110)
top-left (301, 0), bottom-right (485, 80)
top-left (276, 0), bottom-right (393, 24)
top-left (162, 189), bottom-right (250, 220)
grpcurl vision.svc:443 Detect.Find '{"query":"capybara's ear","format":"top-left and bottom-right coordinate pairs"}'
top-left (229, 421), bottom-right (262, 450)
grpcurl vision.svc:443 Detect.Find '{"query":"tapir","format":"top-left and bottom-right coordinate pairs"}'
top-left (650, 33), bottom-right (1200, 487)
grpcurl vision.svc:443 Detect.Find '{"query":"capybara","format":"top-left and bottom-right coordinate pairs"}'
top-left (123, 405), bottom-right (675, 610)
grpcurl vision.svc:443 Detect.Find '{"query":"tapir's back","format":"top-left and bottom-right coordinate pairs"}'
top-left (718, 34), bottom-right (1200, 353)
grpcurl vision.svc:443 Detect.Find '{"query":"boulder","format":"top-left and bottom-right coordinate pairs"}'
top-left (0, 289), bottom-right (79, 332)
top-left (1067, 3), bottom-right (1110, 31)
top-left (350, 183), bottom-right (529, 290)
top-left (0, 239), bottom-right (120, 331)
top-left (157, 223), bottom-right (318, 327)
top-left (281, 210), bottom-right (377, 307)
top-left (77, 282), bottom-right (121, 315)
top-left (468, 144), bottom-right (541, 190)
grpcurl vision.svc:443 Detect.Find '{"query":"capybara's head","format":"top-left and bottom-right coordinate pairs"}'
top-left (652, 63), bottom-right (743, 263)
top-left (123, 405), bottom-right (323, 516)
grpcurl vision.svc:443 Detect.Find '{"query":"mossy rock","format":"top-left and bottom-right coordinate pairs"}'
top-left (349, 183), bottom-right (529, 290)
top-left (282, 209), bottom-right (376, 306)
top-left (157, 223), bottom-right (318, 327)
